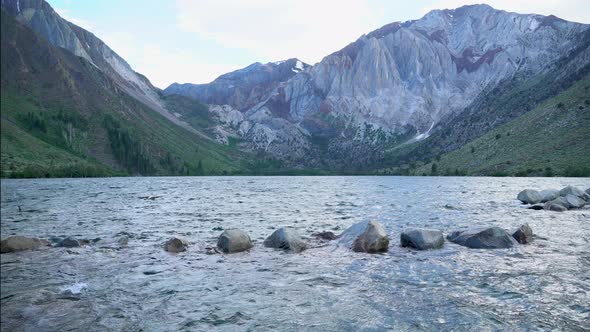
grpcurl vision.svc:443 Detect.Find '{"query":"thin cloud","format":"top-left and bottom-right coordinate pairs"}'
top-left (175, 0), bottom-right (383, 65)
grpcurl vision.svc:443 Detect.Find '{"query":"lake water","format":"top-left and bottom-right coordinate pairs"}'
top-left (1, 176), bottom-right (589, 331)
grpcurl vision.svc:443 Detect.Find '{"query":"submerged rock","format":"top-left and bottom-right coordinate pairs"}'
top-left (527, 205), bottom-right (544, 210)
top-left (447, 227), bottom-right (518, 249)
top-left (264, 227), bottom-right (307, 253)
top-left (312, 231), bottom-right (337, 241)
top-left (0, 236), bottom-right (50, 253)
top-left (164, 237), bottom-right (189, 253)
top-left (564, 194), bottom-right (586, 208)
top-left (512, 223), bottom-right (533, 244)
top-left (400, 229), bottom-right (444, 250)
top-left (559, 186), bottom-right (585, 198)
top-left (539, 189), bottom-right (560, 203)
top-left (57, 237), bottom-right (80, 248)
top-left (517, 189), bottom-right (541, 204)
top-left (217, 229), bottom-right (253, 253)
top-left (339, 220), bottom-right (389, 253)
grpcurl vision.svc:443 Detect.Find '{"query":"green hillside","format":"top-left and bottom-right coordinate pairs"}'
top-left (0, 10), bottom-right (251, 178)
top-left (409, 76), bottom-right (590, 176)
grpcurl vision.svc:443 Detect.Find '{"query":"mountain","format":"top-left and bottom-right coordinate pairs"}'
top-left (165, 4), bottom-right (589, 172)
top-left (0, 3), bottom-right (253, 177)
top-left (165, 59), bottom-right (310, 111)
top-left (384, 73), bottom-right (590, 176)
top-left (1, 0), bottom-right (204, 135)
top-left (2, 1), bottom-right (589, 177)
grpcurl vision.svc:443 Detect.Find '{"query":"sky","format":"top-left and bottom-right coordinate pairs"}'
top-left (47, 0), bottom-right (590, 89)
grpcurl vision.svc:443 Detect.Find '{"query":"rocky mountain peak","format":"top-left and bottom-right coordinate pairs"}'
top-left (164, 58), bottom-right (309, 111)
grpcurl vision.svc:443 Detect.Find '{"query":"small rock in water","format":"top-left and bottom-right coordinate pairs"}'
top-left (447, 227), bottom-right (518, 249)
top-left (539, 189), bottom-right (560, 203)
top-left (527, 205), bottom-right (544, 210)
top-left (559, 186), bottom-right (585, 198)
top-left (517, 189), bottom-right (541, 204)
top-left (400, 229), bottom-right (444, 250)
top-left (57, 237), bottom-right (81, 248)
top-left (0, 236), bottom-right (50, 253)
top-left (205, 246), bottom-right (220, 255)
top-left (564, 194), bottom-right (586, 209)
top-left (512, 223), bottom-right (533, 244)
top-left (264, 227), bottom-right (307, 253)
top-left (212, 226), bottom-right (224, 231)
top-left (339, 220), bottom-right (389, 253)
top-left (164, 237), bottom-right (189, 252)
top-left (312, 231), bottom-right (337, 241)
top-left (217, 229), bottom-right (253, 253)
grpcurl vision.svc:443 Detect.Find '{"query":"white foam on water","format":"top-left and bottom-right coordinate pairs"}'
top-left (60, 282), bottom-right (88, 294)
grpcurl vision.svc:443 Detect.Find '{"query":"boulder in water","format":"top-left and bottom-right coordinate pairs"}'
top-left (447, 227), bottom-right (518, 249)
top-left (400, 229), bottom-right (444, 250)
top-left (564, 194), bottom-right (586, 208)
top-left (263, 227), bottom-right (307, 253)
top-left (517, 189), bottom-right (541, 204)
top-left (57, 237), bottom-right (80, 248)
top-left (0, 236), bottom-right (50, 253)
top-left (164, 237), bottom-right (189, 252)
top-left (559, 186), bottom-right (585, 198)
top-left (544, 199), bottom-right (568, 212)
top-left (217, 229), bottom-right (253, 253)
top-left (339, 220), bottom-right (389, 253)
top-left (539, 189), bottom-right (560, 203)
top-left (512, 223), bottom-right (533, 244)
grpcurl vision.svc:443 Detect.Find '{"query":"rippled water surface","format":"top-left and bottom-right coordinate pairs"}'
top-left (1, 176), bottom-right (590, 331)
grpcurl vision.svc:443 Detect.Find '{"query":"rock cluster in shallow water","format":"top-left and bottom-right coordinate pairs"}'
top-left (518, 186), bottom-right (589, 212)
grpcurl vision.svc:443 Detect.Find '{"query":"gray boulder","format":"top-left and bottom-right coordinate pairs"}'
top-left (339, 220), bottom-right (389, 253)
top-left (217, 229), bottom-right (253, 253)
top-left (539, 189), bottom-right (560, 203)
top-left (164, 237), bottom-right (189, 252)
top-left (447, 227), bottom-right (518, 249)
top-left (512, 224), bottom-right (533, 244)
top-left (544, 199), bottom-right (568, 212)
top-left (517, 189), bottom-right (541, 204)
top-left (564, 194), bottom-right (586, 208)
top-left (559, 186), bottom-right (585, 198)
top-left (0, 236), bottom-right (50, 253)
top-left (57, 237), bottom-right (80, 248)
top-left (400, 229), bottom-right (444, 250)
top-left (263, 227), bottom-right (307, 253)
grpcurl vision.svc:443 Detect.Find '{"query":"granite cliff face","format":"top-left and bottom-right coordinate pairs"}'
top-left (166, 4), bottom-right (588, 167)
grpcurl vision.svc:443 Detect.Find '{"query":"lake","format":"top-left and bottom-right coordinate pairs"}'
top-left (1, 176), bottom-right (589, 331)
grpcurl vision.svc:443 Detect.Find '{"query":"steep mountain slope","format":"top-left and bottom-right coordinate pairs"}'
top-left (165, 59), bottom-right (309, 111)
top-left (380, 27), bottom-right (590, 171)
top-left (167, 4), bottom-right (588, 169)
top-left (1, 0), bottom-right (203, 135)
top-left (0, 9), bottom-right (249, 177)
top-left (407, 75), bottom-right (590, 176)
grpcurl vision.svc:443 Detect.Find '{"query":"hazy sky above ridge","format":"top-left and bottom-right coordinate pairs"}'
top-left (47, 0), bottom-right (590, 88)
